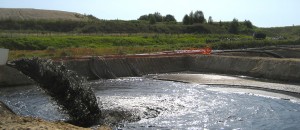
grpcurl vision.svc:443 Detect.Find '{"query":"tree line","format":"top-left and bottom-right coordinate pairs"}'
top-left (137, 10), bottom-right (254, 34)
top-left (182, 10), bottom-right (206, 25)
top-left (138, 12), bottom-right (177, 24)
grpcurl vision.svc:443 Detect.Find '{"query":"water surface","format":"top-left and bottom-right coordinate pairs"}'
top-left (1, 77), bottom-right (300, 129)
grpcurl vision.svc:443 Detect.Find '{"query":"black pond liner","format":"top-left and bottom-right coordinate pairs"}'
top-left (7, 58), bottom-right (101, 127)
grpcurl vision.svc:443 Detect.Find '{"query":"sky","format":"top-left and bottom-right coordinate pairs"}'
top-left (0, 0), bottom-right (300, 27)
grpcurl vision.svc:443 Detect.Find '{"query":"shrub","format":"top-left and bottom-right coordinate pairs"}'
top-left (253, 32), bottom-right (267, 39)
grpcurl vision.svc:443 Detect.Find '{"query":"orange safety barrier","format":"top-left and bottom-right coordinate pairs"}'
top-left (57, 47), bottom-right (212, 60)
top-left (202, 47), bottom-right (212, 55)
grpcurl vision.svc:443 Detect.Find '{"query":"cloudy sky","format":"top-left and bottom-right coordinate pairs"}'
top-left (1, 0), bottom-right (299, 27)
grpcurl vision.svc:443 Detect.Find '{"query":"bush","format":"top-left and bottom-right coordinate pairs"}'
top-left (253, 32), bottom-right (267, 39)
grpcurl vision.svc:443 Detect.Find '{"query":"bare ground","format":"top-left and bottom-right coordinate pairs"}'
top-left (0, 102), bottom-right (111, 130)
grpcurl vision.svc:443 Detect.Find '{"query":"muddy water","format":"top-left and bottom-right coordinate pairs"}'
top-left (0, 85), bottom-right (68, 121)
top-left (1, 77), bottom-right (300, 129)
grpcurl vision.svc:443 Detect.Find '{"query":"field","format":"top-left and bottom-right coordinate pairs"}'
top-left (0, 8), bottom-right (88, 21)
top-left (1, 33), bottom-right (299, 60)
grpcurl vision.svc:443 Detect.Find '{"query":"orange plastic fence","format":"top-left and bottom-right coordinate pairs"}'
top-left (58, 47), bottom-right (212, 60)
top-left (106, 47), bottom-right (212, 58)
top-left (202, 47), bottom-right (212, 55)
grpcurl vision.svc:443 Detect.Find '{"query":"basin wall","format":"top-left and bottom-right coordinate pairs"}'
top-left (1, 55), bottom-right (300, 87)
top-left (189, 55), bottom-right (300, 82)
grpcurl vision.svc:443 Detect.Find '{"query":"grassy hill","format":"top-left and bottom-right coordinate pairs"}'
top-left (0, 9), bottom-right (299, 59)
top-left (258, 26), bottom-right (300, 39)
top-left (0, 8), bottom-right (90, 21)
top-left (0, 8), bottom-right (254, 34)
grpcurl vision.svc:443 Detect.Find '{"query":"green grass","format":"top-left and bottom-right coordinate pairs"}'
top-left (2, 33), bottom-right (299, 60)
top-left (0, 34), bottom-right (252, 50)
top-left (258, 26), bottom-right (300, 39)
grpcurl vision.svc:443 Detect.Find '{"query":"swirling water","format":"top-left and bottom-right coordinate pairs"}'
top-left (7, 58), bottom-right (101, 127)
top-left (1, 77), bottom-right (300, 129)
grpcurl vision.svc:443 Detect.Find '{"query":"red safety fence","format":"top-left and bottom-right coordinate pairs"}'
top-left (103, 47), bottom-right (212, 59)
top-left (174, 47), bottom-right (212, 55)
top-left (57, 47), bottom-right (212, 60)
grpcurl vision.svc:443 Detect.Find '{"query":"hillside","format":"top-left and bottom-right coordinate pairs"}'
top-left (0, 8), bottom-right (89, 21)
top-left (2, 8), bottom-right (298, 37)
top-left (259, 26), bottom-right (300, 39)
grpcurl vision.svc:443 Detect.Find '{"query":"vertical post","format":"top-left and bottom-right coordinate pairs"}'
top-left (0, 48), bottom-right (9, 65)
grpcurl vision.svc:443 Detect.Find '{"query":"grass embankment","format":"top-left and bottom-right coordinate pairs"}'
top-left (0, 34), bottom-right (299, 60)
top-left (259, 26), bottom-right (300, 38)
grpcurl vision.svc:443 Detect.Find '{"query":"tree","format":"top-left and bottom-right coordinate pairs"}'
top-left (85, 14), bottom-right (99, 21)
top-left (138, 12), bottom-right (166, 23)
top-left (244, 20), bottom-right (253, 29)
top-left (163, 14), bottom-right (177, 22)
top-left (219, 20), bottom-right (223, 26)
top-left (153, 12), bottom-right (163, 22)
top-left (193, 10), bottom-right (206, 23)
top-left (189, 11), bottom-right (194, 24)
top-left (229, 18), bottom-right (239, 34)
top-left (183, 14), bottom-right (190, 25)
top-left (138, 15), bottom-right (149, 21)
top-left (208, 16), bottom-right (213, 24)
top-left (183, 10), bottom-right (206, 24)
top-left (149, 14), bottom-right (156, 24)
top-left (253, 32), bottom-right (266, 39)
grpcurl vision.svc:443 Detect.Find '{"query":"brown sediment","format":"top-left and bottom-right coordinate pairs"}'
top-left (0, 101), bottom-right (113, 130)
